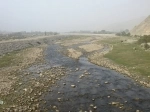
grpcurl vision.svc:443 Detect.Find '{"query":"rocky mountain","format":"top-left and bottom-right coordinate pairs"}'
top-left (131, 15), bottom-right (150, 36)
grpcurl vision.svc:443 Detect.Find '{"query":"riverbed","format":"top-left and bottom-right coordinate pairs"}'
top-left (40, 37), bottom-right (150, 112)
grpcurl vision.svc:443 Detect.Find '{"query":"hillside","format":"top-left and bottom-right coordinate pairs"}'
top-left (105, 17), bottom-right (145, 32)
top-left (131, 15), bottom-right (150, 36)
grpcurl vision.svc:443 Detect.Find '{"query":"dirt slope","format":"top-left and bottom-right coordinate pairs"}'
top-left (131, 15), bottom-right (150, 36)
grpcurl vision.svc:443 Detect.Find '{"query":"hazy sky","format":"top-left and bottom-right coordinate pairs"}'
top-left (0, 0), bottom-right (150, 32)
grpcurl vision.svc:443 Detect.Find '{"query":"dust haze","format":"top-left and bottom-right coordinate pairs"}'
top-left (0, 0), bottom-right (150, 32)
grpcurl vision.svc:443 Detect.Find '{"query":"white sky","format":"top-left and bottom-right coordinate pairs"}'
top-left (0, 0), bottom-right (150, 32)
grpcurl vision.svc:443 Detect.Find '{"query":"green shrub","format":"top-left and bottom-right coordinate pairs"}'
top-left (138, 35), bottom-right (150, 44)
top-left (116, 31), bottom-right (130, 36)
top-left (144, 43), bottom-right (150, 49)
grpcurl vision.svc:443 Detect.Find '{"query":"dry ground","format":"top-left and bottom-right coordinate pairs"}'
top-left (79, 44), bottom-right (103, 52)
top-left (0, 45), bottom-right (46, 95)
top-left (67, 48), bottom-right (82, 59)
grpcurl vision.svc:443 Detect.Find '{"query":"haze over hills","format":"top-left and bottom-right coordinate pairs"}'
top-left (131, 15), bottom-right (150, 36)
top-left (105, 17), bottom-right (145, 32)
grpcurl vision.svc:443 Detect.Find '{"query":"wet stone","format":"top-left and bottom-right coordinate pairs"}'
top-left (71, 85), bottom-right (76, 88)
top-left (93, 106), bottom-right (97, 109)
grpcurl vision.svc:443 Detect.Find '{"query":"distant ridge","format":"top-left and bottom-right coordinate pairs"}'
top-left (131, 15), bottom-right (150, 36)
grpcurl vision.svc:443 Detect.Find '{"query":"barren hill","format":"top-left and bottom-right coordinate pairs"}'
top-left (131, 15), bottom-right (150, 36)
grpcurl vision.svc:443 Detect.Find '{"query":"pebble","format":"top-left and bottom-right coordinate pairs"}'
top-left (84, 72), bottom-right (89, 75)
top-left (57, 98), bottom-right (61, 102)
top-left (79, 74), bottom-right (84, 79)
top-left (39, 73), bottom-right (43, 77)
top-left (53, 106), bottom-right (57, 109)
top-left (0, 100), bottom-right (4, 105)
top-left (124, 101), bottom-right (127, 103)
top-left (105, 81), bottom-right (109, 84)
top-left (63, 83), bottom-right (66, 85)
top-left (23, 88), bottom-right (27, 92)
top-left (112, 89), bottom-right (116, 92)
top-left (93, 106), bottom-right (97, 109)
top-left (92, 99), bottom-right (95, 101)
top-left (71, 85), bottom-right (76, 88)
top-left (111, 102), bottom-right (119, 105)
top-left (76, 68), bottom-right (79, 71)
top-left (90, 104), bottom-right (94, 107)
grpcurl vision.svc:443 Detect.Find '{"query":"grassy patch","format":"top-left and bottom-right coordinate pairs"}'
top-left (102, 38), bottom-right (150, 77)
top-left (0, 51), bottom-right (20, 68)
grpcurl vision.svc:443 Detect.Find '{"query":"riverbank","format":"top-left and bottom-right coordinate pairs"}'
top-left (0, 45), bottom-right (46, 95)
top-left (0, 36), bottom-right (49, 111)
top-left (0, 35), bottom-right (71, 111)
top-left (94, 37), bottom-right (150, 87)
top-left (58, 35), bottom-right (150, 87)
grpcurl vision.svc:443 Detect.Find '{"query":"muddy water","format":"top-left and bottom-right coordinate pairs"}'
top-left (41, 42), bottom-right (150, 112)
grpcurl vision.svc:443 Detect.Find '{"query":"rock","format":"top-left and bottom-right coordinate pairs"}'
top-left (104, 81), bottom-right (109, 84)
top-left (57, 98), bottom-right (61, 102)
top-left (76, 68), bottom-right (79, 71)
top-left (107, 96), bottom-right (110, 98)
top-left (79, 74), bottom-right (84, 79)
top-left (38, 92), bottom-right (42, 96)
top-left (136, 110), bottom-right (140, 112)
top-left (0, 100), bottom-right (4, 105)
top-left (84, 70), bottom-right (87, 73)
top-left (112, 89), bottom-right (116, 92)
top-left (40, 73), bottom-right (43, 77)
top-left (23, 88), bottom-right (27, 92)
top-left (56, 110), bottom-right (59, 112)
top-left (71, 85), bottom-right (76, 88)
top-left (79, 110), bottom-right (83, 112)
top-left (93, 106), bottom-right (97, 109)
top-left (111, 102), bottom-right (119, 105)
top-left (37, 71), bottom-right (41, 74)
top-left (53, 106), bottom-right (57, 109)
top-left (19, 83), bottom-right (22, 85)
top-left (90, 104), bottom-right (94, 107)
top-left (63, 83), bottom-right (66, 85)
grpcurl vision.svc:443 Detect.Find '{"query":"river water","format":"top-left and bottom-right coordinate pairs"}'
top-left (41, 40), bottom-right (150, 112)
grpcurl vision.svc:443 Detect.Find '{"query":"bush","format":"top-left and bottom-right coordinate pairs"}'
top-left (138, 35), bottom-right (150, 44)
top-left (116, 31), bottom-right (130, 36)
top-left (144, 43), bottom-right (150, 49)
